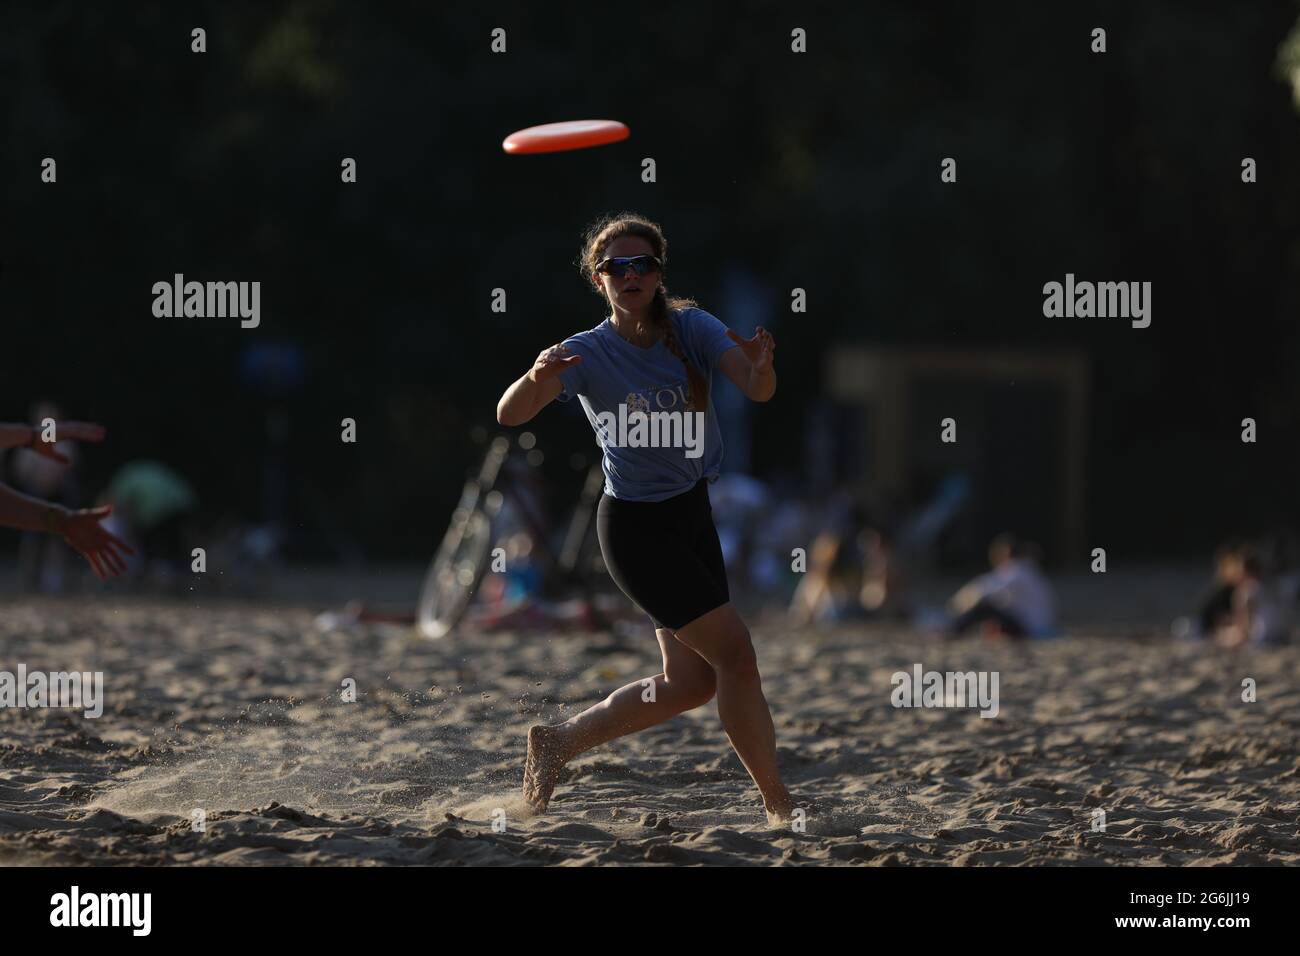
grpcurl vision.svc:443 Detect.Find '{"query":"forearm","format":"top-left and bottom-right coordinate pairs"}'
top-left (745, 364), bottom-right (776, 402)
top-left (497, 372), bottom-right (548, 426)
top-left (0, 424), bottom-right (35, 451)
top-left (0, 483), bottom-right (67, 533)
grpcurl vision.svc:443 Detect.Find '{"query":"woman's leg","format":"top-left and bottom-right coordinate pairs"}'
top-left (672, 603), bottom-right (794, 820)
top-left (523, 628), bottom-right (716, 812)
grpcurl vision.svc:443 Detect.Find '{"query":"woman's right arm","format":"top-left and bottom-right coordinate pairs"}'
top-left (496, 343), bottom-right (582, 426)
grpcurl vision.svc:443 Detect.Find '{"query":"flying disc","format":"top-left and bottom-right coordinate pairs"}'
top-left (502, 120), bottom-right (630, 155)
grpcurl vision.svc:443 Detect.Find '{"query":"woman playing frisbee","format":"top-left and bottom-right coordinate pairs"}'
top-left (0, 419), bottom-right (134, 579)
top-left (497, 212), bottom-right (793, 822)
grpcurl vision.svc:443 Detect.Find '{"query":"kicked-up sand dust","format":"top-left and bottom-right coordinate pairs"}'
top-left (1, 596), bottom-right (1297, 865)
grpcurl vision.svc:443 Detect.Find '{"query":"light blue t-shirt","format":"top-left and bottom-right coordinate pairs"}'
top-left (555, 307), bottom-right (738, 502)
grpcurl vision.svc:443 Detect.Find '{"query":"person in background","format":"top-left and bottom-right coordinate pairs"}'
top-left (788, 496), bottom-right (909, 627)
top-left (947, 533), bottom-right (1057, 639)
top-left (1187, 540), bottom-right (1247, 639)
top-left (1259, 528), bottom-right (1300, 608)
top-left (788, 527), bottom-right (862, 626)
top-left (100, 460), bottom-right (199, 584)
top-left (0, 418), bottom-right (134, 579)
top-left (1214, 544), bottom-right (1292, 649)
top-left (858, 526), bottom-right (908, 620)
top-left (9, 402), bottom-right (80, 591)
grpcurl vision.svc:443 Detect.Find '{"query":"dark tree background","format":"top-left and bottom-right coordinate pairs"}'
top-left (3, 0), bottom-right (1299, 562)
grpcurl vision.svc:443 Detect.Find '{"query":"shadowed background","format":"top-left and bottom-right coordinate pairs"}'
top-left (3, 0), bottom-right (1300, 570)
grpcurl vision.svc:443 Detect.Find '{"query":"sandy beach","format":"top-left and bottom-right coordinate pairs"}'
top-left (1, 593), bottom-right (1297, 866)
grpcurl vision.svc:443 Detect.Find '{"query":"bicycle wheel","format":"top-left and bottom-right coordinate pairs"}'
top-left (417, 504), bottom-right (496, 639)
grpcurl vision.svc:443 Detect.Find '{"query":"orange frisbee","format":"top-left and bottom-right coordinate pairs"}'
top-left (502, 119), bottom-right (630, 155)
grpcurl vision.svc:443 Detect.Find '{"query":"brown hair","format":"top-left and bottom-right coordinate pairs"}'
top-left (577, 212), bottom-right (708, 412)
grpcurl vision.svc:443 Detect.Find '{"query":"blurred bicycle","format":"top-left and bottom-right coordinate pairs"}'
top-left (416, 430), bottom-right (614, 639)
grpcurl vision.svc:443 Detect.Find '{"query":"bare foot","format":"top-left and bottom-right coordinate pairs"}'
top-left (768, 798), bottom-right (829, 833)
top-left (765, 805), bottom-right (796, 825)
top-left (523, 724), bottom-right (569, 813)
top-left (763, 789), bottom-right (797, 825)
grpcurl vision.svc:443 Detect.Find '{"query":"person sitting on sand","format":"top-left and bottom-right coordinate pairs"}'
top-left (0, 419), bottom-right (134, 579)
top-left (496, 212), bottom-right (796, 823)
top-left (859, 526), bottom-right (908, 619)
top-left (1185, 539), bottom-right (1248, 639)
top-left (787, 519), bottom-right (907, 627)
top-left (788, 527), bottom-right (863, 626)
top-left (1214, 545), bottom-right (1293, 649)
top-left (947, 534), bottom-right (1056, 639)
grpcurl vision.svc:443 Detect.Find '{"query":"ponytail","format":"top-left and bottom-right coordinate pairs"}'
top-left (648, 288), bottom-right (708, 412)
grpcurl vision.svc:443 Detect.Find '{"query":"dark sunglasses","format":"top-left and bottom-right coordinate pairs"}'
top-left (595, 255), bottom-right (662, 277)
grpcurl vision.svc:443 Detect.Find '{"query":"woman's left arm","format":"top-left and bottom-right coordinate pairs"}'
top-left (718, 327), bottom-right (776, 402)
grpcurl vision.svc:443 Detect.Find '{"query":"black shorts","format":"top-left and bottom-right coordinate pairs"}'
top-left (596, 477), bottom-right (730, 631)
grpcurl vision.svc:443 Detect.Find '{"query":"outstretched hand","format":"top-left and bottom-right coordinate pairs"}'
top-left (58, 505), bottom-right (135, 579)
top-left (528, 344), bottom-right (583, 384)
top-left (726, 326), bottom-right (776, 373)
top-left (30, 421), bottom-right (107, 465)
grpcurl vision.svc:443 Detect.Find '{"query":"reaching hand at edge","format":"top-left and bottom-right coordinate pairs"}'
top-left (56, 505), bottom-right (136, 579)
